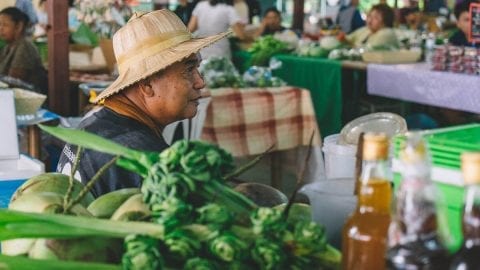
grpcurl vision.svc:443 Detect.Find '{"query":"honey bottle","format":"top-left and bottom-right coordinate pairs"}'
top-left (342, 133), bottom-right (392, 270)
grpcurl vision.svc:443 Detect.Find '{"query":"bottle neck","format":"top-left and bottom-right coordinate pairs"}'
top-left (463, 184), bottom-right (480, 244)
top-left (357, 159), bottom-right (392, 214)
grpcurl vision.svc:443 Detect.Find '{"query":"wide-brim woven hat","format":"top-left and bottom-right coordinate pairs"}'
top-left (94, 9), bottom-right (230, 103)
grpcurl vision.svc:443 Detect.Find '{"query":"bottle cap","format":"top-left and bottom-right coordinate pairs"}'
top-left (462, 152), bottom-right (480, 185)
top-left (362, 133), bottom-right (389, 161)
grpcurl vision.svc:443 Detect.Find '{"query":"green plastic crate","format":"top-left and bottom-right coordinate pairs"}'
top-left (392, 124), bottom-right (480, 252)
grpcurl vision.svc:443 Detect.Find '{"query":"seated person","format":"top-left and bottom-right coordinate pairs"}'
top-left (400, 7), bottom-right (425, 31)
top-left (0, 7), bottom-right (47, 93)
top-left (336, 0), bottom-right (365, 34)
top-left (253, 7), bottom-right (286, 37)
top-left (449, 0), bottom-right (478, 47)
top-left (346, 4), bottom-right (400, 49)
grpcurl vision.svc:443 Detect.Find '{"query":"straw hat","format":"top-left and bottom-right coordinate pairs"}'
top-left (94, 9), bottom-right (230, 103)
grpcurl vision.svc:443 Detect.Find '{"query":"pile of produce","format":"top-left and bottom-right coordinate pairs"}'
top-left (243, 66), bottom-right (286, 88)
top-left (248, 35), bottom-right (289, 66)
top-left (0, 125), bottom-right (341, 269)
top-left (199, 57), bottom-right (245, 88)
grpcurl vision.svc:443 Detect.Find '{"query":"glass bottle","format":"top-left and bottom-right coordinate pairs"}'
top-left (450, 152), bottom-right (480, 270)
top-left (386, 133), bottom-right (449, 269)
top-left (342, 133), bottom-right (392, 270)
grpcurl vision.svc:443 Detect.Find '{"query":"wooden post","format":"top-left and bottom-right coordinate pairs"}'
top-left (47, 0), bottom-right (70, 116)
top-left (292, 0), bottom-right (305, 32)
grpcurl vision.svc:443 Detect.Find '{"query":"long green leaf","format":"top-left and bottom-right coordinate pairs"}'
top-left (0, 209), bottom-right (164, 240)
top-left (0, 255), bottom-right (122, 270)
top-left (38, 125), bottom-right (147, 162)
top-left (0, 254), bottom-right (121, 270)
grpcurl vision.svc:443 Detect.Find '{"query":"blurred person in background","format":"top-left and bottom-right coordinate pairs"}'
top-left (174, 0), bottom-right (195, 25)
top-left (0, 7), bottom-right (47, 93)
top-left (449, 0), bottom-right (479, 47)
top-left (253, 7), bottom-right (286, 37)
top-left (345, 3), bottom-right (399, 48)
top-left (336, 0), bottom-right (365, 34)
top-left (399, 7), bottom-right (426, 31)
top-left (234, 0), bottom-right (249, 23)
top-left (188, 0), bottom-right (247, 59)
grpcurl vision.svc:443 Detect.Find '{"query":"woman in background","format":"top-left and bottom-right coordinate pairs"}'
top-left (188, 0), bottom-right (247, 59)
top-left (346, 3), bottom-right (399, 49)
top-left (0, 7), bottom-right (47, 93)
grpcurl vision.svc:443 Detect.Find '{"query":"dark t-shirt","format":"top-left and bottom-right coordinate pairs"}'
top-left (449, 30), bottom-right (479, 47)
top-left (57, 108), bottom-right (169, 197)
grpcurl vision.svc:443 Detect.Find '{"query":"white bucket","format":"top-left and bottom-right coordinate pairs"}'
top-left (322, 134), bottom-right (356, 179)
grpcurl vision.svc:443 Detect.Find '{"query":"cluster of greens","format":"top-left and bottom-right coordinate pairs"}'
top-left (248, 36), bottom-right (289, 66)
top-left (199, 57), bottom-right (245, 89)
top-left (0, 126), bottom-right (340, 270)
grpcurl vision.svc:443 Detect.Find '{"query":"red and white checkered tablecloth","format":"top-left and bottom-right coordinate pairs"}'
top-left (201, 87), bottom-right (322, 157)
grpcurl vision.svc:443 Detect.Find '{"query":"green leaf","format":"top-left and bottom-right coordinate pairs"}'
top-left (38, 125), bottom-right (148, 164)
top-left (0, 209), bottom-right (164, 240)
top-left (0, 254), bottom-right (121, 270)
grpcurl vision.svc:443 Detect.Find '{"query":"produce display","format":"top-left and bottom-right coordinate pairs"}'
top-left (199, 57), bottom-right (245, 89)
top-left (199, 57), bottom-right (285, 89)
top-left (248, 36), bottom-right (289, 66)
top-left (0, 125), bottom-right (341, 270)
top-left (431, 45), bottom-right (479, 75)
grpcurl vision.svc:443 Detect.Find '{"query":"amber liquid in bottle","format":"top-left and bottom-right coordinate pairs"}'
top-left (342, 177), bottom-right (392, 270)
top-left (342, 133), bottom-right (392, 270)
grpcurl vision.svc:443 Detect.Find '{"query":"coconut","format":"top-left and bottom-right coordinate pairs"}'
top-left (28, 237), bottom-right (123, 264)
top-left (1, 192), bottom-right (92, 256)
top-left (10, 173), bottom-right (95, 207)
top-left (110, 194), bottom-right (150, 221)
top-left (87, 188), bottom-right (140, 219)
top-left (233, 183), bottom-right (288, 207)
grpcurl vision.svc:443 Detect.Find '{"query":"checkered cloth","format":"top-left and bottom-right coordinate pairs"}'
top-left (201, 87), bottom-right (322, 157)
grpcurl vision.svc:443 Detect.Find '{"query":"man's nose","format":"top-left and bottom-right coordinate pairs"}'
top-left (194, 69), bottom-right (206, 90)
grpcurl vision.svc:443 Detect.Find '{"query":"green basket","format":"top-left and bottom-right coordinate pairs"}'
top-left (392, 124), bottom-right (480, 252)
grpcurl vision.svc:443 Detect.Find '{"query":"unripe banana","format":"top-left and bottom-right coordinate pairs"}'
top-left (10, 173), bottom-right (95, 207)
top-left (111, 194), bottom-right (150, 221)
top-left (87, 188), bottom-right (140, 219)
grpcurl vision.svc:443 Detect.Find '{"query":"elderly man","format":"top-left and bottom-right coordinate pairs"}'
top-left (57, 10), bottom-right (229, 197)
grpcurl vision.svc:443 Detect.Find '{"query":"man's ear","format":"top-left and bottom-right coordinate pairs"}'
top-left (138, 81), bottom-right (155, 98)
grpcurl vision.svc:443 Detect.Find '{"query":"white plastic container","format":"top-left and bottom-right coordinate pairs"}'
top-left (0, 90), bottom-right (44, 208)
top-left (322, 134), bottom-right (356, 179)
top-left (300, 178), bottom-right (357, 248)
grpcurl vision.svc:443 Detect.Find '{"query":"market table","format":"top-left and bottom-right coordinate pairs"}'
top-left (200, 86), bottom-right (324, 188)
top-left (367, 63), bottom-right (480, 113)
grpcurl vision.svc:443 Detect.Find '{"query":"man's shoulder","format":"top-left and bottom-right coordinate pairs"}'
top-left (80, 108), bottom-right (168, 151)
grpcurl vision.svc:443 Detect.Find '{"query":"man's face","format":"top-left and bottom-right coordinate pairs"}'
top-left (0, 15), bottom-right (21, 42)
top-left (457, 12), bottom-right (470, 36)
top-left (145, 54), bottom-right (205, 126)
top-left (264, 11), bottom-right (281, 30)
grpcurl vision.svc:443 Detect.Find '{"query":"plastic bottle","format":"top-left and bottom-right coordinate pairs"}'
top-left (386, 133), bottom-right (449, 269)
top-left (450, 152), bottom-right (480, 270)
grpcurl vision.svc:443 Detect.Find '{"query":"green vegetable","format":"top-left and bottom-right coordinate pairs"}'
top-left (184, 257), bottom-right (218, 270)
top-left (248, 36), bottom-right (288, 66)
top-left (0, 254), bottom-right (121, 270)
top-left (208, 232), bottom-right (248, 262)
top-left (196, 203), bottom-right (233, 229)
top-left (251, 238), bottom-right (285, 270)
top-left (164, 229), bottom-right (201, 260)
top-left (122, 234), bottom-right (163, 270)
top-left (0, 209), bottom-right (164, 240)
